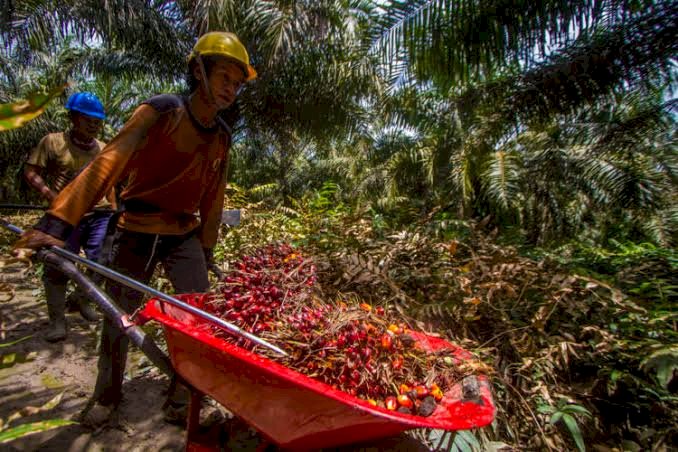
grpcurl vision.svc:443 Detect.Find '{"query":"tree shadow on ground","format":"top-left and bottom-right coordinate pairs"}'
top-left (1, 267), bottom-right (185, 452)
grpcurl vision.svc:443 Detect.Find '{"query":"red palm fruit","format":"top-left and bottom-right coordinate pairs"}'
top-left (397, 394), bottom-right (413, 409)
top-left (364, 323), bottom-right (377, 335)
top-left (381, 333), bottom-right (393, 350)
top-left (399, 384), bottom-right (411, 394)
top-left (431, 386), bottom-right (444, 401)
top-left (375, 306), bottom-right (385, 316)
top-left (367, 399), bottom-right (377, 406)
top-left (391, 355), bottom-right (403, 370)
top-left (418, 396), bottom-right (437, 417)
top-left (387, 324), bottom-right (402, 334)
top-left (359, 303), bottom-right (372, 312)
top-left (365, 361), bottom-right (376, 373)
top-left (413, 385), bottom-right (429, 398)
top-left (385, 396), bottom-right (397, 411)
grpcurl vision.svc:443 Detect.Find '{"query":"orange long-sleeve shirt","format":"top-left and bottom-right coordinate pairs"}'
top-left (36, 95), bottom-right (230, 249)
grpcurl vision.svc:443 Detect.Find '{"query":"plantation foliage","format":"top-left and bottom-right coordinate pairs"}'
top-left (1, 0), bottom-right (676, 449)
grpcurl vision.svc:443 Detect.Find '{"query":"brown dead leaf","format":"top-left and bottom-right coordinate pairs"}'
top-left (447, 240), bottom-right (458, 256)
top-left (458, 359), bottom-right (495, 375)
top-left (0, 283), bottom-right (15, 303)
top-left (463, 296), bottom-right (482, 305)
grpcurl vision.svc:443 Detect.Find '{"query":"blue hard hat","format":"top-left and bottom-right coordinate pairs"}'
top-left (65, 92), bottom-right (106, 120)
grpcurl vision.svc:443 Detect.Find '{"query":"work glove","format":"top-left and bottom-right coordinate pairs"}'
top-left (203, 247), bottom-right (224, 280)
top-left (12, 229), bottom-right (65, 257)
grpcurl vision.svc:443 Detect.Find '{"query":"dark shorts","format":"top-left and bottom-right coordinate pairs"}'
top-left (93, 226), bottom-right (209, 405)
top-left (43, 211), bottom-right (113, 285)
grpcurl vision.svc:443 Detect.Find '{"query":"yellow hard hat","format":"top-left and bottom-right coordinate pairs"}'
top-left (189, 32), bottom-right (257, 81)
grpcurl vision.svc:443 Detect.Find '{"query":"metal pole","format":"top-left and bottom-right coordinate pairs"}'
top-left (1, 220), bottom-right (23, 234)
top-left (38, 250), bottom-right (175, 377)
top-left (2, 220), bottom-right (288, 357)
top-left (0, 204), bottom-right (47, 211)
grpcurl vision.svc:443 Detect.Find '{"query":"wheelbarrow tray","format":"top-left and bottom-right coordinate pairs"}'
top-left (140, 294), bottom-right (495, 450)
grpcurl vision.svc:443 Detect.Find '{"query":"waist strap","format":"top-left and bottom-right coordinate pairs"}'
top-left (121, 198), bottom-right (162, 213)
top-left (119, 198), bottom-right (197, 227)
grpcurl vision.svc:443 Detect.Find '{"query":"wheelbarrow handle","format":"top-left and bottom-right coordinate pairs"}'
top-left (2, 220), bottom-right (288, 357)
top-left (39, 249), bottom-right (176, 377)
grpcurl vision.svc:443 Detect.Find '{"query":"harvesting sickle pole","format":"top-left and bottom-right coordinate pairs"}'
top-left (0, 219), bottom-right (288, 357)
top-left (0, 204), bottom-right (47, 211)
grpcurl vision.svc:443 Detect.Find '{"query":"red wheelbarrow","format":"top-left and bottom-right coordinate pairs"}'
top-left (1, 219), bottom-right (496, 451)
top-left (139, 294), bottom-right (496, 451)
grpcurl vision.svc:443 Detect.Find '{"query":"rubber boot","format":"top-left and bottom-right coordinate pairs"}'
top-left (80, 399), bottom-right (117, 429)
top-left (163, 377), bottom-right (190, 425)
top-left (44, 281), bottom-right (67, 342)
top-left (76, 299), bottom-right (100, 322)
top-left (67, 291), bottom-right (100, 322)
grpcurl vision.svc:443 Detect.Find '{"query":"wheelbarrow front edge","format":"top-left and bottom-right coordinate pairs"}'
top-left (140, 296), bottom-right (496, 450)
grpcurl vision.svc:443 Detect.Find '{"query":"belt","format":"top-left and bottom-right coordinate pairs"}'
top-left (119, 198), bottom-right (197, 226)
top-left (121, 198), bottom-right (162, 213)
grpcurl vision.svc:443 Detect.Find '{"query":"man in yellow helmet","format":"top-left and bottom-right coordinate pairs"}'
top-left (13, 32), bottom-right (256, 427)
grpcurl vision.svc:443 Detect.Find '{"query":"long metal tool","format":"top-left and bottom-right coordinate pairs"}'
top-left (0, 204), bottom-right (47, 211)
top-left (1, 219), bottom-right (288, 357)
top-left (39, 249), bottom-right (176, 377)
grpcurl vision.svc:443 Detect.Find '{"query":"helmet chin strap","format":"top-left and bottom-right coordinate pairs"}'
top-left (69, 128), bottom-right (95, 149)
top-left (196, 54), bottom-right (218, 107)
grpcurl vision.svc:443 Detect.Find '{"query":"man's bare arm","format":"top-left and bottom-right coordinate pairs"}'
top-left (24, 164), bottom-right (56, 202)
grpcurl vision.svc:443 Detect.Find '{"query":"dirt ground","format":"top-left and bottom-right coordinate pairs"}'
top-left (0, 255), bottom-right (428, 451)
top-left (0, 261), bottom-right (192, 452)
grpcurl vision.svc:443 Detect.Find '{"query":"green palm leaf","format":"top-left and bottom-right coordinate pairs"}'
top-left (455, 1), bottom-right (677, 127)
top-left (482, 149), bottom-right (522, 211)
top-left (0, 420), bottom-right (75, 444)
top-left (372, 0), bottom-right (629, 87)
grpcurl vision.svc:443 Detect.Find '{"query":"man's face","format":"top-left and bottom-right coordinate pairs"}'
top-left (70, 112), bottom-right (103, 139)
top-left (206, 59), bottom-right (246, 110)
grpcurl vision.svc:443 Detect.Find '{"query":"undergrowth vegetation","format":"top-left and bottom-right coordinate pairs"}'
top-left (214, 184), bottom-right (678, 450)
top-left (2, 0), bottom-right (677, 449)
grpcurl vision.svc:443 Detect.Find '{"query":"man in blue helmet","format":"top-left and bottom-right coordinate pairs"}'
top-left (24, 92), bottom-right (115, 342)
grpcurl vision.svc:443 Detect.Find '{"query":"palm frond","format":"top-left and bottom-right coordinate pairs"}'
top-left (3, 0), bottom-right (189, 79)
top-left (248, 182), bottom-right (280, 200)
top-left (456, 1), bottom-right (678, 127)
top-left (242, 41), bottom-right (378, 142)
top-left (590, 98), bottom-right (678, 158)
top-left (482, 150), bottom-right (522, 211)
top-left (372, 0), bottom-right (628, 87)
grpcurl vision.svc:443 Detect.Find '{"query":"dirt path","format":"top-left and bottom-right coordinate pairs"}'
top-left (0, 263), bottom-right (188, 452)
